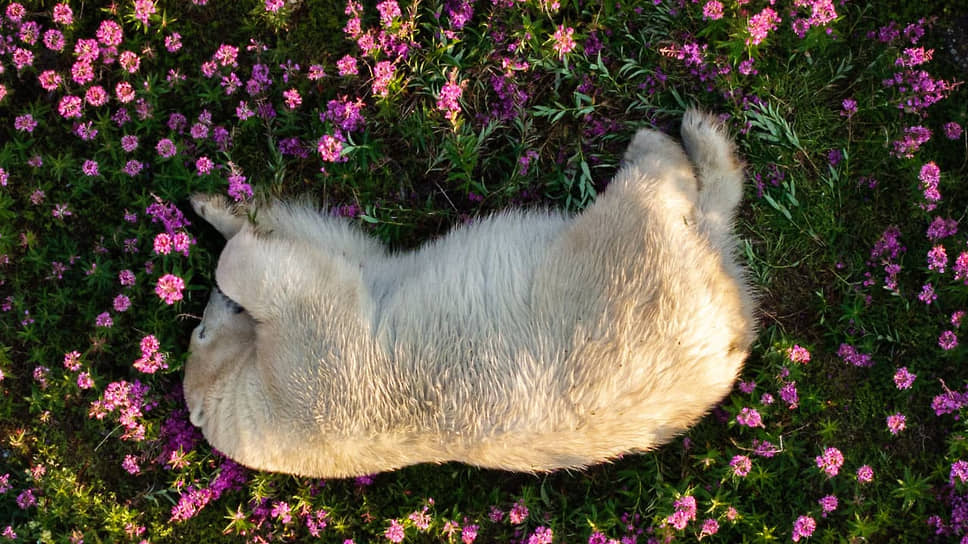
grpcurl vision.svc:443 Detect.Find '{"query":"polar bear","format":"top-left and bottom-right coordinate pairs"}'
top-left (183, 109), bottom-right (756, 478)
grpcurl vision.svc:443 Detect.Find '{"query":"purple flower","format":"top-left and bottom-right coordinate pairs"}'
top-left (736, 407), bottom-right (764, 428)
top-left (944, 122), bottom-right (963, 140)
top-left (837, 344), bottom-right (873, 367)
top-left (95, 312), bottom-right (113, 327)
top-left (16, 488), bottom-right (36, 509)
top-left (841, 98), bottom-right (858, 118)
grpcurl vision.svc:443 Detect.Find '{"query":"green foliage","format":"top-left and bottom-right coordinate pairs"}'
top-left (1, 0), bottom-right (966, 542)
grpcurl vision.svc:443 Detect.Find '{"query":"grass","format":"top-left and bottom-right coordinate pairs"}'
top-left (1, 0), bottom-right (967, 542)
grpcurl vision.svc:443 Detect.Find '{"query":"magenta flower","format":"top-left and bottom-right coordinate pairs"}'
top-left (265, 0), bottom-right (286, 12)
top-left (155, 274), bottom-right (186, 305)
top-left (124, 160), bottom-right (144, 177)
top-left (372, 61), bottom-right (396, 97)
top-left (939, 330), bottom-right (959, 350)
top-left (736, 407), bottom-right (764, 428)
top-left (318, 134), bottom-right (345, 162)
top-left (196, 156), bottom-right (215, 175)
top-left (461, 524), bottom-right (478, 543)
top-left (818, 495), bottom-right (838, 517)
top-left (53, 3), bottom-right (74, 25)
top-left (121, 135), bottom-right (139, 152)
top-left (120, 51), bottom-right (141, 73)
top-left (730, 454), bottom-right (752, 477)
top-left (951, 460), bottom-right (968, 484)
top-left (58, 95), bottom-right (84, 119)
top-left (38, 70), bottom-right (63, 91)
top-left (841, 98), bottom-right (858, 118)
top-left (82, 160), bottom-right (100, 177)
top-left (133, 0), bottom-right (157, 26)
top-left (815, 447), bottom-right (844, 477)
top-left (791, 515), bottom-right (816, 541)
top-left (437, 70), bottom-right (465, 123)
top-left (14, 114), bottom-right (37, 133)
top-left (16, 489), bottom-right (36, 510)
top-left (856, 465), bottom-right (874, 483)
top-left (527, 526), bottom-right (553, 544)
top-left (95, 312), bottom-right (113, 327)
top-left (747, 7), bottom-right (781, 45)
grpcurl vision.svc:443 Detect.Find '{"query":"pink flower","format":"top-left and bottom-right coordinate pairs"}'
top-left (214, 44), bottom-right (239, 67)
top-left (153, 233), bottom-right (173, 255)
top-left (77, 372), bottom-right (94, 389)
top-left (893, 367), bottom-right (916, 390)
top-left (437, 69), bottom-right (465, 123)
top-left (95, 312), bottom-right (113, 327)
top-left (384, 519), bottom-right (404, 542)
top-left (116, 81), bottom-right (136, 103)
top-left (114, 294), bottom-right (131, 312)
top-left (318, 134), bottom-right (345, 162)
top-left (38, 70), bottom-right (63, 91)
top-left (372, 61), bottom-right (396, 97)
top-left (283, 88), bottom-right (302, 109)
top-left (265, 0), bottom-right (286, 12)
top-left (702, 0), bottom-right (724, 20)
top-left (552, 25), bottom-right (576, 57)
top-left (791, 515), bottom-right (816, 541)
top-left (53, 3), bottom-right (74, 25)
top-left (527, 526), bottom-right (553, 544)
top-left (155, 274), bottom-right (186, 304)
top-left (96, 20), bottom-right (124, 47)
top-left (85, 86), bottom-right (109, 107)
top-left (64, 351), bottom-right (82, 371)
top-left (5, 3), bottom-right (25, 22)
top-left (747, 7), bottom-right (781, 46)
top-left (119, 51), bottom-right (141, 73)
top-left (787, 344), bottom-right (811, 363)
top-left (58, 96), bottom-right (84, 119)
top-left (818, 495), bottom-right (838, 517)
top-left (165, 33), bottom-right (183, 52)
top-left (700, 518), bottom-right (719, 539)
top-left (886, 413), bottom-right (906, 434)
top-left (509, 500), bottom-right (529, 524)
top-left (122, 455), bottom-right (141, 475)
top-left (337, 55), bottom-right (358, 76)
top-left (133, 0), bottom-right (157, 26)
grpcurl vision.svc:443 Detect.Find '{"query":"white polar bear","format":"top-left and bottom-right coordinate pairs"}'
top-left (183, 109), bottom-right (756, 478)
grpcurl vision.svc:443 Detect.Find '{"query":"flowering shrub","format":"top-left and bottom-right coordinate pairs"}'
top-left (0, 0), bottom-right (965, 542)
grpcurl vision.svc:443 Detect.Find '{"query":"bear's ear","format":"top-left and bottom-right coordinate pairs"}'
top-left (191, 193), bottom-right (248, 240)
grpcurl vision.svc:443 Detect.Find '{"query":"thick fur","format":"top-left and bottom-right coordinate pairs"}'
top-left (183, 109), bottom-right (756, 478)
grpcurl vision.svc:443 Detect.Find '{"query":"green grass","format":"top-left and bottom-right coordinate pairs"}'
top-left (1, 0), bottom-right (967, 542)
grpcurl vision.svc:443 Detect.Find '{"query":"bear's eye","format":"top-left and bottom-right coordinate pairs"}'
top-left (196, 325), bottom-right (206, 340)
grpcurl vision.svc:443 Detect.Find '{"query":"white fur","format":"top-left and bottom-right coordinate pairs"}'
top-left (183, 109), bottom-right (756, 477)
